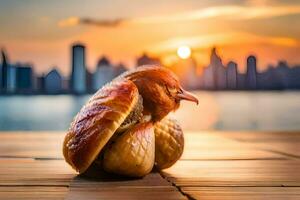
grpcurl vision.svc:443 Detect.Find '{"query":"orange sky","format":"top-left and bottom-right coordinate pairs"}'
top-left (1, 1), bottom-right (300, 75)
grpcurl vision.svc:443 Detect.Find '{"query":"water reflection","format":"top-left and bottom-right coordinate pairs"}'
top-left (0, 91), bottom-right (299, 131)
top-left (0, 95), bottom-right (89, 130)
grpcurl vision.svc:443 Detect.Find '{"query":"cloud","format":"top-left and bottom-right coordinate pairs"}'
top-left (147, 32), bottom-right (300, 54)
top-left (239, 5), bottom-right (300, 19)
top-left (57, 17), bottom-right (80, 27)
top-left (133, 5), bottom-right (300, 24)
top-left (79, 18), bottom-right (124, 27)
top-left (268, 37), bottom-right (299, 47)
top-left (245, 0), bottom-right (300, 7)
top-left (57, 17), bottom-right (124, 28)
top-left (58, 5), bottom-right (300, 28)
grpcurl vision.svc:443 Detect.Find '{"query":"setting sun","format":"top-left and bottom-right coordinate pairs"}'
top-left (177, 46), bottom-right (191, 59)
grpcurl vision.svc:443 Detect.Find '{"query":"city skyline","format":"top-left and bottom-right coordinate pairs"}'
top-left (1, 42), bottom-right (300, 77)
top-left (0, 43), bottom-right (300, 95)
top-left (1, 1), bottom-right (300, 75)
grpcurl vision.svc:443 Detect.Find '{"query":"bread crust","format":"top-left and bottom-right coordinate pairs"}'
top-left (63, 79), bottom-right (139, 173)
top-left (103, 122), bottom-right (155, 177)
top-left (154, 117), bottom-right (184, 169)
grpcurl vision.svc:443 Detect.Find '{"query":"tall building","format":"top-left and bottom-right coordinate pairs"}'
top-left (71, 44), bottom-right (86, 94)
top-left (7, 64), bottom-right (16, 93)
top-left (209, 48), bottom-right (227, 89)
top-left (16, 65), bottom-right (33, 93)
top-left (86, 69), bottom-right (93, 93)
top-left (226, 61), bottom-right (238, 89)
top-left (237, 73), bottom-right (246, 90)
top-left (36, 74), bottom-right (45, 93)
top-left (92, 57), bottom-right (115, 91)
top-left (246, 55), bottom-right (257, 89)
top-left (274, 61), bottom-right (290, 89)
top-left (184, 58), bottom-right (199, 89)
top-left (289, 65), bottom-right (300, 89)
top-left (44, 68), bottom-right (62, 94)
top-left (1, 49), bottom-right (8, 91)
top-left (203, 65), bottom-right (214, 90)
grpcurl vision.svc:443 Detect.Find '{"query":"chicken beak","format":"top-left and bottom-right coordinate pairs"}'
top-left (176, 89), bottom-right (199, 105)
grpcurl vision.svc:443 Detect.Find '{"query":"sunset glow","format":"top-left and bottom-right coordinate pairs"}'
top-left (1, 1), bottom-right (300, 75)
top-left (177, 46), bottom-right (191, 59)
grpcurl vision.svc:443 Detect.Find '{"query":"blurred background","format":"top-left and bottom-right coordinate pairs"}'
top-left (0, 0), bottom-right (299, 131)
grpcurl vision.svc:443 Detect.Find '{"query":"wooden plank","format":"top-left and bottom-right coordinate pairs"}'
top-left (0, 132), bottom-right (289, 160)
top-left (253, 142), bottom-right (300, 158)
top-left (0, 131), bottom-right (299, 199)
top-left (72, 169), bottom-right (171, 187)
top-left (0, 132), bottom-right (64, 159)
top-left (66, 166), bottom-right (187, 200)
top-left (221, 132), bottom-right (300, 158)
top-left (0, 186), bottom-right (67, 200)
top-left (221, 131), bottom-right (300, 142)
top-left (182, 133), bottom-right (284, 160)
top-left (181, 187), bottom-right (300, 200)
top-left (0, 159), bottom-right (75, 186)
top-left (67, 187), bottom-right (186, 200)
top-left (0, 156), bottom-right (186, 199)
top-left (162, 160), bottom-right (300, 187)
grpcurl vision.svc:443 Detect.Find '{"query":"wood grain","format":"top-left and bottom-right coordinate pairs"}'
top-left (182, 132), bottom-right (284, 160)
top-left (182, 187), bottom-right (300, 200)
top-left (0, 158), bottom-right (75, 186)
top-left (0, 131), bottom-right (299, 199)
top-left (0, 132), bottom-right (64, 159)
top-left (66, 172), bottom-right (186, 200)
top-left (162, 160), bottom-right (300, 187)
top-left (221, 131), bottom-right (300, 158)
top-left (0, 186), bottom-right (67, 200)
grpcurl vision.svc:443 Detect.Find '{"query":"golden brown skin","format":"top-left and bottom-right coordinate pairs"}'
top-left (123, 66), bottom-right (198, 121)
top-left (123, 66), bottom-right (182, 122)
top-left (154, 118), bottom-right (184, 169)
top-left (63, 79), bottom-right (139, 173)
top-left (103, 122), bottom-right (155, 177)
top-left (63, 66), bottom-right (198, 177)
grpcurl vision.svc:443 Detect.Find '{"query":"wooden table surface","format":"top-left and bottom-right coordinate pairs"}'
top-left (0, 131), bottom-right (299, 200)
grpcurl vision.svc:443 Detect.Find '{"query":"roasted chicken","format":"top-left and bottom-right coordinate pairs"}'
top-left (63, 65), bottom-right (198, 177)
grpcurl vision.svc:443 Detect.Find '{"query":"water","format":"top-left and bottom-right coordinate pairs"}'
top-left (0, 91), bottom-right (299, 131)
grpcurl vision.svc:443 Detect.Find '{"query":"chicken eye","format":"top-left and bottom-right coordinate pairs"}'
top-left (167, 86), bottom-right (177, 94)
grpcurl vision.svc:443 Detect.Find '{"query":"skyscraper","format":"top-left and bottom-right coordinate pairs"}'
top-left (203, 65), bottom-right (214, 89)
top-left (208, 48), bottom-right (226, 89)
top-left (7, 64), bottom-right (16, 93)
top-left (226, 61), bottom-right (238, 89)
top-left (71, 44), bottom-right (86, 94)
top-left (184, 58), bottom-right (199, 90)
top-left (1, 49), bottom-right (8, 91)
top-left (16, 65), bottom-right (33, 93)
top-left (246, 55), bottom-right (257, 89)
